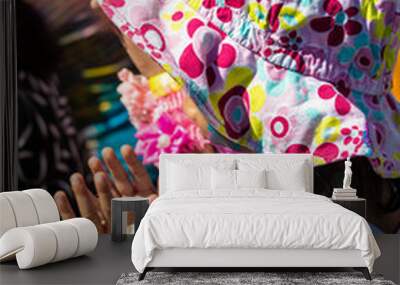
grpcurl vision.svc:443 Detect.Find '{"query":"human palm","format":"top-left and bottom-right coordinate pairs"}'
top-left (54, 145), bottom-right (157, 233)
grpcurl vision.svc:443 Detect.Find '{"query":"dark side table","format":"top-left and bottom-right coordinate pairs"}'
top-left (331, 197), bottom-right (366, 218)
top-left (111, 197), bottom-right (149, 242)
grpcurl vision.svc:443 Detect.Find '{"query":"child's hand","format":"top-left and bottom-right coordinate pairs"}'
top-left (54, 145), bottom-right (157, 233)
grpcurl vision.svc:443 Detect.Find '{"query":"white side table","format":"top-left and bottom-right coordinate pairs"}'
top-left (111, 197), bottom-right (149, 242)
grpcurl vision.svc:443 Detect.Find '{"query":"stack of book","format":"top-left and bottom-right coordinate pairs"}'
top-left (332, 188), bottom-right (358, 200)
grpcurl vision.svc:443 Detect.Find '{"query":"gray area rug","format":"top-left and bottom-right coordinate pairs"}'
top-left (117, 272), bottom-right (395, 285)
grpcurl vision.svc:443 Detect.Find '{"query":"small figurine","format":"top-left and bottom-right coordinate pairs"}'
top-left (342, 157), bottom-right (353, 190)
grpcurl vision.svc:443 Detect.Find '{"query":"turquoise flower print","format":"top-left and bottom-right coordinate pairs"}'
top-left (337, 33), bottom-right (381, 80)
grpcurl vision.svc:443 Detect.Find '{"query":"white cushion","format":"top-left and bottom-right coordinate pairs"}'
top-left (64, 218), bottom-right (98, 257)
top-left (0, 192), bottom-right (39, 227)
top-left (0, 218), bottom-right (97, 269)
top-left (236, 169), bottom-right (267, 189)
top-left (238, 159), bottom-right (307, 191)
top-left (0, 196), bottom-right (17, 237)
top-left (167, 162), bottom-right (211, 191)
top-left (0, 226), bottom-right (57, 269)
top-left (23, 189), bottom-right (60, 224)
top-left (0, 189), bottom-right (60, 238)
top-left (42, 221), bottom-right (79, 262)
top-left (211, 168), bottom-right (237, 190)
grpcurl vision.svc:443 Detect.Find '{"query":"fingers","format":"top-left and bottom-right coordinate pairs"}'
top-left (121, 144), bottom-right (155, 197)
top-left (102, 147), bottom-right (134, 196)
top-left (88, 156), bottom-right (120, 198)
top-left (94, 172), bottom-right (112, 226)
top-left (70, 173), bottom-right (103, 227)
top-left (54, 191), bottom-right (76, 220)
top-left (88, 156), bottom-right (105, 173)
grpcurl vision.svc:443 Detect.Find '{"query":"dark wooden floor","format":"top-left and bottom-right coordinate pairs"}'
top-left (0, 235), bottom-right (398, 284)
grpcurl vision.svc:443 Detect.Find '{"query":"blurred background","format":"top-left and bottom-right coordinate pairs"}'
top-left (17, 0), bottom-right (157, 196)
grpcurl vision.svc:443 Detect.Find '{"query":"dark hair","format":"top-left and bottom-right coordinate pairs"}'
top-left (17, 0), bottom-right (59, 78)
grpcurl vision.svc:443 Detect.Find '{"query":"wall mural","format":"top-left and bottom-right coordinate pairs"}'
top-left (17, 0), bottom-right (400, 234)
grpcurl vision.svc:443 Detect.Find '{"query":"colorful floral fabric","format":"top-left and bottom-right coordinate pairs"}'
top-left (99, 0), bottom-right (400, 178)
top-left (118, 69), bottom-right (209, 165)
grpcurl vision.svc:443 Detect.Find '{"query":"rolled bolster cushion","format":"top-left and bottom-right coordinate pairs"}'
top-left (0, 226), bottom-right (57, 269)
top-left (0, 218), bottom-right (98, 269)
top-left (0, 191), bottom-right (39, 227)
top-left (42, 221), bottom-right (79, 263)
top-left (0, 196), bottom-right (17, 237)
top-left (23, 189), bottom-right (60, 224)
top-left (64, 218), bottom-right (98, 257)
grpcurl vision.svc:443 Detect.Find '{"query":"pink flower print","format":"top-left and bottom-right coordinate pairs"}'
top-left (313, 142), bottom-right (340, 163)
top-left (135, 114), bottom-right (191, 165)
top-left (267, 3), bottom-right (284, 32)
top-left (286, 144), bottom-right (311, 154)
top-left (286, 142), bottom-right (340, 163)
top-left (179, 18), bottom-right (235, 80)
top-left (225, 0), bottom-right (245, 8)
top-left (100, 0), bottom-right (125, 17)
top-left (216, 7), bottom-right (233, 23)
top-left (139, 24), bottom-right (166, 59)
top-left (104, 0), bottom-right (125, 8)
top-left (202, 0), bottom-right (216, 9)
top-left (265, 106), bottom-right (297, 146)
top-left (317, 84), bottom-right (351, 115)
top-left (310, 0), bottom-right (362, 46)
top-left (340, 125), bottom-right (364, 155)
top-left (202, 0), bottom-right (245, 22)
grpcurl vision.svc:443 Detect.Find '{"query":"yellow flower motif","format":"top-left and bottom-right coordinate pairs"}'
top-left (279, 6), bottom-right (306, 31)
top-left (186, 0), bottom-right (202, 11)
top-left (248, 84), bottom-right (266, 113)
top-left (250, 115), bottom-right (264, 140)
top-left (148, 72), bottom-right (183, 98)
top-left (161, 2), bottom-right (195, 32)
top-left (360, 0), bottom-right (381, 22)
top-left (162, 63), bottom-right (185, 86)
top-left (314, 116), bottom-right (341, 145)
top-left (248, 83), bottom-right (266, 140)
top-left (248, 3), bottom-right (268, 29)
top-left (360, 0), bottom-right (394, 41)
